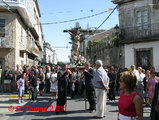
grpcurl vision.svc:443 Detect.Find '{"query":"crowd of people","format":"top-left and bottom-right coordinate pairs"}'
top-left (3, 61), bottom-right (159, 119)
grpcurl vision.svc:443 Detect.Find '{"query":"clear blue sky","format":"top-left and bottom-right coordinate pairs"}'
top-left (38, 0), bottom-right (119, 62)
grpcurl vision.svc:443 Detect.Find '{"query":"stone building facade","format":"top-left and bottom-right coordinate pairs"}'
top-left (0, 0), bottom-right (43, 91)
top-left (113, 0), bottom-right (159, 71)
top-left (85, 29), bottom-right (124, 67)
top-left (43, 42), bottom-right (58, 65)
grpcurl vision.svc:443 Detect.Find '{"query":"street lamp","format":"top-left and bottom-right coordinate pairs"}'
top-left (114, 24), bottom-right (122, 57)
top-left (114, 24), bottom-right (120, 36)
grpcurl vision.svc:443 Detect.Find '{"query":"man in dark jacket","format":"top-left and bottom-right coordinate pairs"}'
top-left (56, 64), bottom-right (70, 114)
top-left (29, 71), bottom-right (37, 101)
top-left (84, 62), bottom-right (96, 112)
top-left (108, 69), bottom-right (116, 101)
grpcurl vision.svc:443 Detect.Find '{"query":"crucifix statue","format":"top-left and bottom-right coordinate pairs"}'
top-left (66, 29), bottom-right (83, 56)
top-left (64, 22), bottom-right (93, 56)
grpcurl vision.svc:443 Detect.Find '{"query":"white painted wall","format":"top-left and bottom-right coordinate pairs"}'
top-left (45, 48), bottom-right (54, 64)
top-left (125, 41), bottom-right (159, 71)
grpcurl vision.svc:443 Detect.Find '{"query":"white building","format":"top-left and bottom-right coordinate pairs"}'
top-left (0, 0), bottom-right (43, 68)
top-left (113, 0), bottom-right (159, 71)
top-left (0, 0), bottom-right (43, 91)
top-left (43, 42), bottom-right (57, 65)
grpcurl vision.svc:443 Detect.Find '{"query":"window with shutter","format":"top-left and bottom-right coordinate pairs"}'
top-left (0, 19), bottom-right (5, 37)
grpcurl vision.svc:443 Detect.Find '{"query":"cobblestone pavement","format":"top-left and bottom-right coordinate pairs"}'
top-left (0, 93), bottom-right (151, 120)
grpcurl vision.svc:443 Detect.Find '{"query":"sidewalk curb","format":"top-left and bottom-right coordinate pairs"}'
top-left (0, 94), bottom-right (29, 98)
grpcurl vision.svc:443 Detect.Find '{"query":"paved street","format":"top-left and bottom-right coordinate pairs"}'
top-left (0, 93), bottom-right (151, 120)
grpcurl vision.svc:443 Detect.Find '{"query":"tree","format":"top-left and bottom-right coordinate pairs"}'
top-left (57, 61), bottom-right (63, 66)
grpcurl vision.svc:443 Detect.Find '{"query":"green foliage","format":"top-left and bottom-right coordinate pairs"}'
top-left (89, 38), bottom-right (101, 45)
top-left (86, 46), bottom-right (90, 50)
top-left (153, 4), bottom-right (159, 9)
top-left (99, 40), bottom-right (105, 45)
top-left (57, 61), bottom-right (63, 66)
top-left (92, 38), bottom-right (100, 43)
top-left (112, 36), bottom-right (120, 47)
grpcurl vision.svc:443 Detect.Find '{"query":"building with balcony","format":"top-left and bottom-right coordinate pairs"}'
top-left (112, 0), bottom-right (159, 71)
top-left (43, 42), bottom-right (58, 65)
top-left (0, 0), bottom-right (43, 91)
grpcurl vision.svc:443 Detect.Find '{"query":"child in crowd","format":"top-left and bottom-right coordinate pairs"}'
top-left (17, 73), bottom-right (26, 104)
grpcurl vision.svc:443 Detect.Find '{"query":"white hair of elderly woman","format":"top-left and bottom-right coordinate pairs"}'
top-left (95, 60), bottom-right (103, 67)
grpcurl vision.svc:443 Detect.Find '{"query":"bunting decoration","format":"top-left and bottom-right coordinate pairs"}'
top-left (39, 7), bottom-right (117, 25)
top-left (108, 8), bottom-right (112, 11)
top-left (90, 9), bottom-right (94, 12)
top-left (41, 8), bottom-right (113, 15)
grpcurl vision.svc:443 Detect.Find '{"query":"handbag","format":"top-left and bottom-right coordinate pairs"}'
top-left (4, 79), bottom-right (11, 84)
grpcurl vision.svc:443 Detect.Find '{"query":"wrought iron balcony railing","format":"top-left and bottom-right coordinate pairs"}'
top-left (119, 23), bottom-right (159, 43)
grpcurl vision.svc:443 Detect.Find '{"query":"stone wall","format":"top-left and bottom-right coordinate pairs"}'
top-left (0, 12), bottom-right (17, 70)
top-left (85, 29), bottom-right (125, 68)
top-left (87, 44), bottom-right (124, 68)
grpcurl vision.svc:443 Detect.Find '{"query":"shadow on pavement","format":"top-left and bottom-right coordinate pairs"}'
top-left (5, 97), bottom-right (55, 117)
top-left (107, 101), bottom-right (118, 107)
top-left (32, 116), bottom-right (94, 120)
top-left (0, 99), bottom-right (20, 104)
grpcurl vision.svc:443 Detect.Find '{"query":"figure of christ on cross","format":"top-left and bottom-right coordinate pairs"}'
top-left (64, 28), bottom-right (93, 56)
top-left (66, 29), bottom-right (83, 56)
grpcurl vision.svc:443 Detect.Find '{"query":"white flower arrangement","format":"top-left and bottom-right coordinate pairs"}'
top-left (69, 55), bottom-right (87, 66)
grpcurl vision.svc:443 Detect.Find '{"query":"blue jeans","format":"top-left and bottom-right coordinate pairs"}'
top-left (18, 89), bottom-right (24, 97)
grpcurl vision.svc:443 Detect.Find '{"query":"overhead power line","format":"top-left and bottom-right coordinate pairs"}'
top-left (84, 6), bottom-right (117, 40)
top-left (96, 6), bottom-right (117, 30)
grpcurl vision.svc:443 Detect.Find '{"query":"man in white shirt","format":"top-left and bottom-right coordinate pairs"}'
top-left (131, 65), bottom-right (139, 77)
top-left (93, 60), bottom-right (109, 118)
top-left (136, 67), bottom-right (145, 102)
